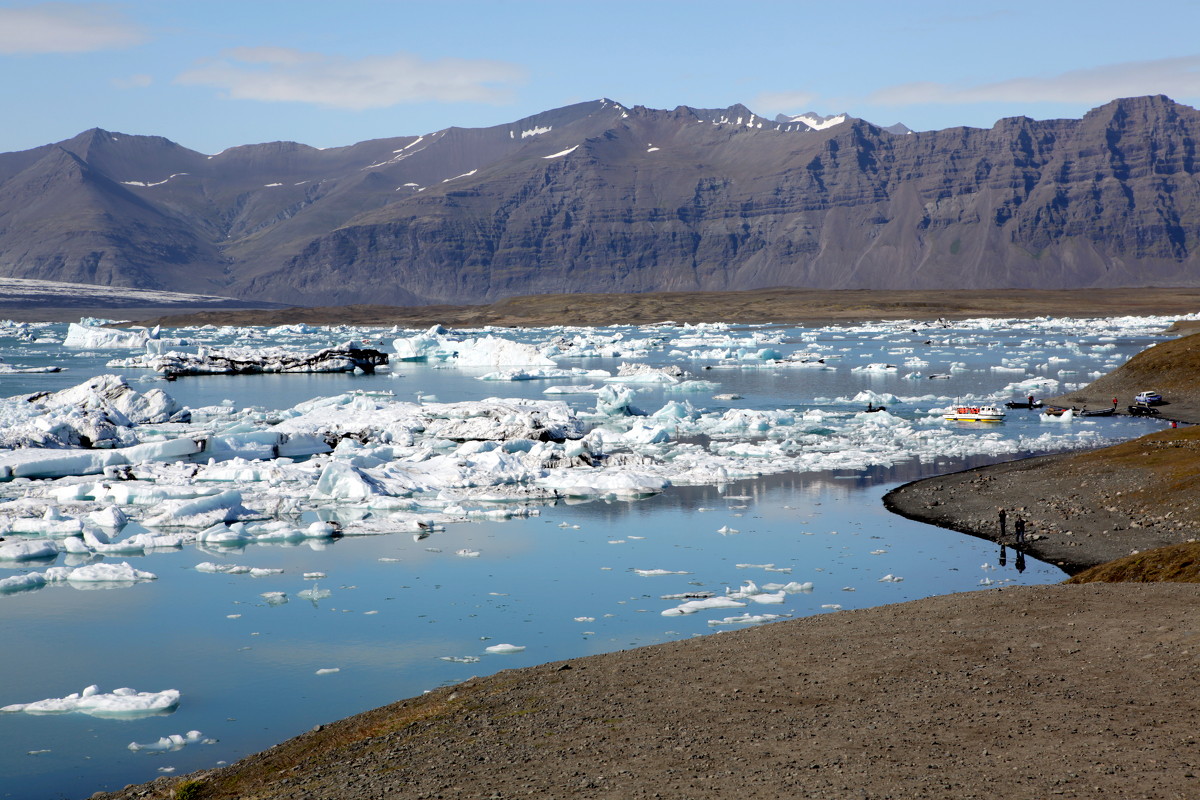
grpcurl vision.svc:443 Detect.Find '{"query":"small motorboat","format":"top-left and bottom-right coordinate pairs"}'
top-left (1078, 407), bottom-right (1115, 417)
top-left (944, 405), bottom-right (1006, 422)
top-left (1004, 400), bottom-right (1044, 409)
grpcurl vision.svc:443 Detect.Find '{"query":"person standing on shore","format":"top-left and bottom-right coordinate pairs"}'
top-left (998, 507), bottom-right (1007, 539)
top-left (1015, 516), bottom-right (1026, 545)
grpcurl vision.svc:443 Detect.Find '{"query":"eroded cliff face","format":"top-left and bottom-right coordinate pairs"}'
top-left (3, 96), bottom-right (1200, 305)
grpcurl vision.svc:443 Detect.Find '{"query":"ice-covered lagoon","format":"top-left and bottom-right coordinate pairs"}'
top-left (0, 313), bottom-right (1186, 799)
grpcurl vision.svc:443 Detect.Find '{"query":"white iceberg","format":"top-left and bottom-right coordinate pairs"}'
top-left (2, 685), bottom-right (180, 717)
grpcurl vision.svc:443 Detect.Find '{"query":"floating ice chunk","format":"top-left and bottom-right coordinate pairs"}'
top-left (456, 549), bottom-right (481, 557)
top-left (143, 490), bottom-right (251, 528)
top-left (708, 613), bottom-right (785, 625)
top-left (878, 574), bottom-right (904, 582)
top-left (661, 596), bottom-right (746, 616)
top-left (439, 656), bottom-right (481, 663)
top-left (315, 668), bottom-right (340, 675)
top-left (261, 591), bottom-right (288, 605)
top-left (310, 460), bottom-right (391, 501)
top-left (88, 506), bottom-right (129, 530)
top-left (0, 539), bottom-right (59, 562)
top-left (67, 562), bottom-right (157, 583)
top-left (484, 643), bottom-right (526, 654)
top-left (63, 323), bottom-right (154, 349)
top-left (0, 572), bottom-right (47, 594)
top-left (593, 384), bottom-right (644, 417)
top-left (2, 686), bottom-right (180, 717)
top-left (538, 470), bottom-right (668, 498)
top-left (762, 581), bottom-right (814, 593)
top-left (128, 730), bottom-right (209, 752)
top-left (298, 586), bottom-right (331, 601)
top-left (633, 568), bottom-right (690, 576)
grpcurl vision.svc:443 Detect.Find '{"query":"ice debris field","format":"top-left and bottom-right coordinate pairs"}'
top-left (0, 313), bottom-right (1186, 798)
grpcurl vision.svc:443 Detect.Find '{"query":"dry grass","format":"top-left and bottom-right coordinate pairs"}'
top-left (1066, 542), bottom-right (1200, 583)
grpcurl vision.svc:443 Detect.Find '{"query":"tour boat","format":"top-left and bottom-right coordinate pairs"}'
top-left (943, 404), bottom-right (1006, 422)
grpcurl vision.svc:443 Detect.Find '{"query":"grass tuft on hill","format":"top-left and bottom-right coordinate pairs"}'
top-left (1066, 542), bottom-right (1200, 583)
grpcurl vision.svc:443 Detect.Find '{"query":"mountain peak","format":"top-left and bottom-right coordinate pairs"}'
top-left (773, 111), bottom-right (849, 131)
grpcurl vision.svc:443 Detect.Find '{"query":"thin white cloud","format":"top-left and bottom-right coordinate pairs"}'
top-left (0, 3), bottom-right (145, 54)
top-left (176, 47), bottom-right (527, 110)
top-left (870, 56), bottom-right (1200, 106)
top-left (112, 73), bottom-right (153, 89)
top-left (750, 90), bottom-right (819, 116)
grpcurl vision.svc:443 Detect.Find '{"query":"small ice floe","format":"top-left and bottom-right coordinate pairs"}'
top-left (661, 596), bottom-right (746, 616)
top-left (574, 616), bottom-right (595, 622)
top-left (484, 643), bottom-right (526, 654)
top-left (716, 525), bottom-right (739, 535)
top-left (878, 574), bottom-right (904, 582)
top-left (2, 686), bottom-right (180, 717)
top-left (298, 586), bottom-right (332, 601)
top-left (303, 572), bottom-right (326, 580)
top-left (820, 604), bottom-right (843, 610)
top-left (633, 568), bottom-right (690, 576)
top-left (58, 562), bottom-right (157, 584)
top-left (439, 656), bottom-right (481, 663)
top-left (870, 549), bottom-right (888, 555)
top-left (195, 563), bottom-right (283, 577)
top-left (842, 586), bottom-right (856, 592)
top-left (128, 730), bottom-right (213, 752)
top-left (455, 549), bottom-right (480, 557)
top-left (260, 592), bottom-right (288, 605)
top-left (708, 613), bottom-right (787, 626)
top-left (315, 668), bottom-right (340, 675)
top-left (762, 581), bottom-right (813, 593)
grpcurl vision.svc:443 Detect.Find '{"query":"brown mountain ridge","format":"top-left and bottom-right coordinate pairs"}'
top-left (4, 95), bottom-right (1200, 306)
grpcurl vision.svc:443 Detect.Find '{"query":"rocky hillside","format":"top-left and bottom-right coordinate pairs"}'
top-left (4, 96), bottom-right (1200, 306)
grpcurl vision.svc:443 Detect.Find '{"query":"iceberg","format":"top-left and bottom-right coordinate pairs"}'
top-left (1, 685), bottom-right (180, 717)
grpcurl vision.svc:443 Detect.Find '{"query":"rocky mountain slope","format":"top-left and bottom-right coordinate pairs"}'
top-left (4, 95), bottom-right (1200, 306)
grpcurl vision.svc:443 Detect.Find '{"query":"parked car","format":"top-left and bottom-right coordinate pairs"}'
top-left (1134, 390), bottom-right (1163, 405)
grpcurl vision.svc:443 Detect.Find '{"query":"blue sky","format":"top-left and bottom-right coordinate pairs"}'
top-left (2, 0), bottom-right (1200, 154)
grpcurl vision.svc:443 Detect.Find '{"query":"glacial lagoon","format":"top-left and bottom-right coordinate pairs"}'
top-left (0, 313), bottom-right (1185, 799)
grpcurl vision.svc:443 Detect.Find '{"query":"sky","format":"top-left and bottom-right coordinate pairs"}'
top-left (2, 0), bottom-right (1200, 155)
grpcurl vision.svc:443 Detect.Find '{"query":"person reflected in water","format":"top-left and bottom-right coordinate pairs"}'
top-left (998, 543), bottom-right (1007, 567)
top-left (1015, 549), bottom-right (1026, 573)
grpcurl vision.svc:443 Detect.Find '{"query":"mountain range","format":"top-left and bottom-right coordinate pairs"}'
top-left (2, 95), bottom-right (1199, 306)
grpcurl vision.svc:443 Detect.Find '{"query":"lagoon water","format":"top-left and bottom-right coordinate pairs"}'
top-left (0, 314), bottom-right (1182, 799)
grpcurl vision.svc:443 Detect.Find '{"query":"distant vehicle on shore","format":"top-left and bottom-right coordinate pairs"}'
top-left (1134, 390), bottom-right (1163, 405)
